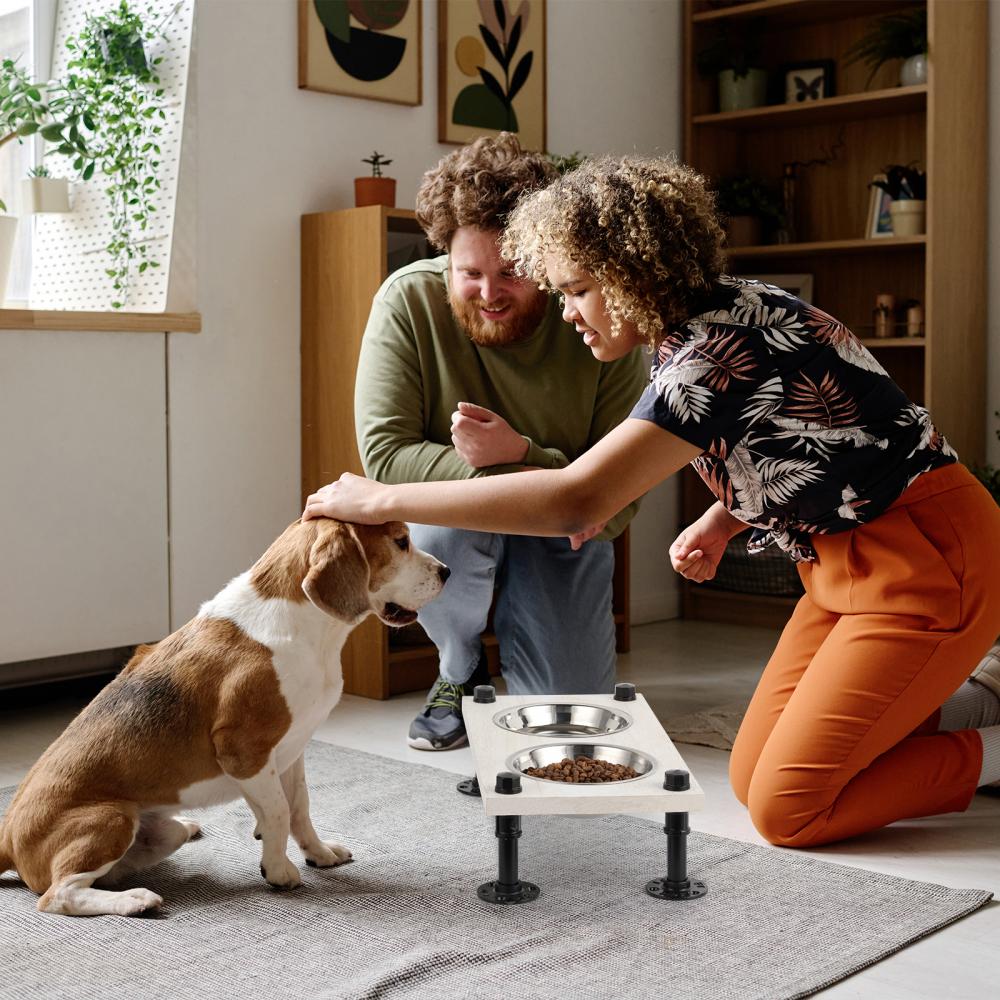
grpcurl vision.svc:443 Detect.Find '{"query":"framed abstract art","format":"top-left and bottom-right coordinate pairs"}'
top-left (298, 0), bottom-right (422, 105)
top-left (438, 0), bottom-right (546, 150)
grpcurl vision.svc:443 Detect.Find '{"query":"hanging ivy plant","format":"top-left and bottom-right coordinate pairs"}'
top-left (61, 2), bottom-right (178, 308)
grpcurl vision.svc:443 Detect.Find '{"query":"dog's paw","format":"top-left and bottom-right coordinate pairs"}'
top-left (252, 823), bottom-right (261, 841)
top-left (260, 856), bottom-right (302, 889)
top-left (178, 817), bottom-right (202, 841)
top-left (115, 888), bottom-right (163, 916)
top-left (303, 841), bottom-right (353, 868)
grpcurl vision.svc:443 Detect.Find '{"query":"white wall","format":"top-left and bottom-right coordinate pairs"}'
top-left (168, 0), bottom-right (685, 628)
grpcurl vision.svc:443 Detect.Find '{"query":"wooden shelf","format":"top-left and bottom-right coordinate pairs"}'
top-left (726, 236), bottom-right (926, 258)
top-left (859, 337), bottom-right (925, 348)
top-left (692, 0), bottom-right (918, 27)
top-left (0, 308), bottom-right (201, 333)
top-left (693, 85), bottom-right (926, 130)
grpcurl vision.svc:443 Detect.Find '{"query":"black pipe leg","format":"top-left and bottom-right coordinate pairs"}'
top-left (646, 769), bottom-right (707, 901)
top-left (478, 814), bottom-right (540, 904)
top-left (477, 772), bottom-right (539, 904)
top-left (456, 775), bottom-right (481, 796)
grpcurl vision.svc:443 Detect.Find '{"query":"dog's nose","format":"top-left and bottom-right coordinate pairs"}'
top-left (438, 565), bottom-right (451, 584)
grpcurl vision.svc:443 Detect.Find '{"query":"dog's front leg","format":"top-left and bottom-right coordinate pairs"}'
top-left (234, 760), bottom-right (301, 889)
top-left (280, 754), bottom-right (352, 868)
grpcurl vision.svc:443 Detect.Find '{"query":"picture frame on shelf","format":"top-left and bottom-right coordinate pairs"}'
top-left (782, 60), bottom-right (835, 103)
top-left (298, 0), bottom-right (422, 106)
top-left (866, 174), bottom-right (895, 238)
top-left (438, 0), bottom-right (546, 150)
top-left (736, 273), bottom-right (814, 303)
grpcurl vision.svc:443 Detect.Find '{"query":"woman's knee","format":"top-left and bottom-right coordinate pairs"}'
top-left (745, 779), bottom-right (833, 849)
top-left (727, 745), bottom-right (753, 807)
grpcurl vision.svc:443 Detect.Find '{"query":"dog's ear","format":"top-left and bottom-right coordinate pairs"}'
top-left (302, 522), bottom-right (371, 622)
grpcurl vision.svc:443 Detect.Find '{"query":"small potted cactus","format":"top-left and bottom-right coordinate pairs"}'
top-left (355, 151), bottom-right (396, 208)
top-left (21, 164), bottom-right (71, 213)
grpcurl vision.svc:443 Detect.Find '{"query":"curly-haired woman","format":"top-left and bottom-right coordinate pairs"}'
top-left (305, 156), bottom-right (1000, 848)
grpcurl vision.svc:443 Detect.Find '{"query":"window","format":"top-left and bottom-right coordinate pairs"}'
top-left (0, 0), bottom-right (33, 304)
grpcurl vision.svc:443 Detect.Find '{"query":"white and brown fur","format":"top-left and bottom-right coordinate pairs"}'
top-left (0, 518), bottom-right (448, 917)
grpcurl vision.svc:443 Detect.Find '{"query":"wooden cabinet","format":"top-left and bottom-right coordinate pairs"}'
top-left (301, 206), bottom-right (631, 699)
top-left (681, 0), bottom-right (987, 627)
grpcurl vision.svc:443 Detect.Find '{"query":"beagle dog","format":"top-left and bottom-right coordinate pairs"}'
top-left (0, 518), bottom-right (448, 917)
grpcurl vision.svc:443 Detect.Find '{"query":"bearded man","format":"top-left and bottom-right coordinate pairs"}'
top-left (354, 133), bottom-right (646, 751)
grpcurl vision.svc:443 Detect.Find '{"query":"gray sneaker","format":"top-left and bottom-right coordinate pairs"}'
top-left (408, 677), bottom-right (469, 751)
top-left (407, 654), bottom-right (492, 752)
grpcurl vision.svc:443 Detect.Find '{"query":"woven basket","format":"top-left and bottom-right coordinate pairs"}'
top-left (703, 537), bottom-right (804, 597)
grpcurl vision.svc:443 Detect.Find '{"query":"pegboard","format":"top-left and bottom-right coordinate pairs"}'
top-left (29, 0), bottom-right (193, 312)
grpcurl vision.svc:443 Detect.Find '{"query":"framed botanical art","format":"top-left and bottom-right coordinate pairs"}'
top-left (298, 0), bottom-right (422, 106)
top-left (438, 0), bottom-right (546, 150)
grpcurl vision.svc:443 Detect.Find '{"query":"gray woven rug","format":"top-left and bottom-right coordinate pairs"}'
top-left (0, 743), bottom-right (991, 1000)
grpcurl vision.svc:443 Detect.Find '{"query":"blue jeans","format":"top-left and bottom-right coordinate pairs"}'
top-left (407, 525), bottom-right (617, 696)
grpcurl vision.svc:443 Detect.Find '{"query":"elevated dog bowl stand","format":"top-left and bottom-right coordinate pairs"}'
top-left (461, 683), bottom-right (707, 905)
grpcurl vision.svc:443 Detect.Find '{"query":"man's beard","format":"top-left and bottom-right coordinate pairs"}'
top-left (449, 288), bottom-right (549, 347)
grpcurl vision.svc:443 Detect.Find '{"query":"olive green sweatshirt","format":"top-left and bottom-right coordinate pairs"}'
top-left (354, 256), bottom-right (648, 540)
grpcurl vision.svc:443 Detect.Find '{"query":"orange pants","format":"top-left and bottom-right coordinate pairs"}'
top-left (730, 464), bottom-right (1000, 847)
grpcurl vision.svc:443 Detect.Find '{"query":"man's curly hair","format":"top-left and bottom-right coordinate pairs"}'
top-left (416, 132), bottom-right (556, 251)
top-left (501, 156), bottom-right (727, 347)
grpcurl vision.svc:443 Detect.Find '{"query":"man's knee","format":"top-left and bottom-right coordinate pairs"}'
top-left (407, 524), bottom-right (496, 566)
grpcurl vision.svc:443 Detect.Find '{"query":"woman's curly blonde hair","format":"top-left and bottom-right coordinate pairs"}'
top-left (501, 156), bottom-right (727, 346)
top-left (416, 132), bottom-right (556, 251)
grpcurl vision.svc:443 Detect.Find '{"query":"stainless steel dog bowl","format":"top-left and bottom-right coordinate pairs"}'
top-left (492, 703), bottom-right (632, 738)
top-left (508, 743), bottom-right (654, 784)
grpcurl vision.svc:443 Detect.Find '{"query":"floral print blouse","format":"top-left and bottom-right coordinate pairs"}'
top-left (630, 276), bottom-right (957, 562)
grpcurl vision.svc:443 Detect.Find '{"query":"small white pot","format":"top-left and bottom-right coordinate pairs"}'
top-left (900, 53), bottom-right (928, 87)
top-left (0, 214), bottom-right (19, 304)
top-left (889, 199), bottom-right (926, 237)
top-left (718, 68), bottom-right (767, 112)
top-left (21, 176), bottom-right (71, 213)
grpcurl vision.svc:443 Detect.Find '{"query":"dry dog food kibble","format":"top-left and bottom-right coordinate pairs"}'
top-left (524, 756), bottom-right (639, 782)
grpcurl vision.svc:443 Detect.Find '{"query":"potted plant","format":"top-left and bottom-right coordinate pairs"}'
top-left (715, 175), bottom-right (782, 247)
top-left (0, 198), bottom-right (18, 304)
top-left (871, 164), bottom-right (926, 236)
top-left (697, 24), bottom-right (767, 112)
top-left (545, 150), bottom-right (587, 175)
top-left (0, 1), bottom-right (176, 308)
top-left (355, 152), bottom-right (396, 208)
top-left (844, 7), bottom-right (928, 88)
top-left (21, 164), bottom-right (71, 213)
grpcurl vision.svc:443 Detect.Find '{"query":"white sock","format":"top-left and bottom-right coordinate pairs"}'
top-left (978, 726), bottom-right (1000, 786)
top-left (939, 680), bottom-right (1000, 731)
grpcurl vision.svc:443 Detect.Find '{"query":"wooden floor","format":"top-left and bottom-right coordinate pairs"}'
top-left (2, 619), bottom-right (996, 998)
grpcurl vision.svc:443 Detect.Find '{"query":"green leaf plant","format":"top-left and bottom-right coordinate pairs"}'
top-left (0, 1), bottom-right (182, 308)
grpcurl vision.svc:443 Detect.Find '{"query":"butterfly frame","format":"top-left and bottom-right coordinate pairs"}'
top-left (782, 61), bottom-right (835, 104)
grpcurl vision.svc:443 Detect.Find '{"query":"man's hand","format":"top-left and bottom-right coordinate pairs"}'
top-left (568, 521), bottom-right (608, 551)
top-left (451, 401), bottom-right (530, 468)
